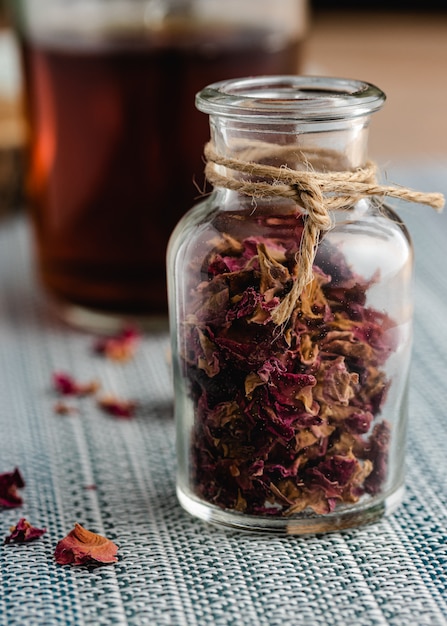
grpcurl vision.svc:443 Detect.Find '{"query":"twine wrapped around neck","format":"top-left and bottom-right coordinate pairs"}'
top-left (204, 141), bottom-right (445, 326)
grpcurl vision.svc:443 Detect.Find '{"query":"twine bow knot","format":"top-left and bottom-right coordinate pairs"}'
top-left (204, 140), bottom-right (445, 326)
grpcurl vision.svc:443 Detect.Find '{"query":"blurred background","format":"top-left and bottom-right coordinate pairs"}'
top-left (0, 0), bottom-right (446, 217)
top-left (306, 2), bottom-right (447, 162)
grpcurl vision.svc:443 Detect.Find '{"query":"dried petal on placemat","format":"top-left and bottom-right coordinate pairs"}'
top-left (93, 326), bottom-right (141, 362)
top-left (53, 401), bottom-right (79, 416)
top-left (0, 468), bottom-right (25, 508)
top-left (97, 395), bottom-right (137, 419)
top-left (52, 372), bottom-right (100, 396)
top-left (4, 518), bottom-right (46, 544)
top-left (54, 523), bottom-right (118, 566)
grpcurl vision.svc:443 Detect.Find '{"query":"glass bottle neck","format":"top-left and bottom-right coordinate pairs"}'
top-left (208, 115), bottom-right (373, 175)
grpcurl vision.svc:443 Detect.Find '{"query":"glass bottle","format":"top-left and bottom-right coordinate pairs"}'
top-left (168, 76), bottom-right (413, 534)
top-left (6, 0), bottom-right (308, 332)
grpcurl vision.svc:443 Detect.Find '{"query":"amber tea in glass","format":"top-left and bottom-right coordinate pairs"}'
top-left (9, 0), bottom-right (308, 330)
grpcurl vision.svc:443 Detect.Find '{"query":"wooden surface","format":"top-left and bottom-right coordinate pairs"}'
top-left (303, 10), bottom-right (447, 162)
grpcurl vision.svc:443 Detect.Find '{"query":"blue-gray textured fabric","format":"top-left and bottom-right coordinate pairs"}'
top-left (0, 161), bottom-right (446, 626)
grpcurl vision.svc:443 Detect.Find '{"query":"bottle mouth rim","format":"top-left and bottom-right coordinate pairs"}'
top-left (196, 75), bottom-right (386, 122)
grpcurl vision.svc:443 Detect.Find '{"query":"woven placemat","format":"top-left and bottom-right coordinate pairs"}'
top-left (0, 162), bottom-right (446, 625)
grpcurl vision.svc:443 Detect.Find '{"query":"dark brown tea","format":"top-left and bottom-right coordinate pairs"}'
top-left (22, 23), bottom-right (301, 320)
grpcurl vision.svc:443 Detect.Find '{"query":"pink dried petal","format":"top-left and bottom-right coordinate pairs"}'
top-left (54, 523), bottom-right (118, 566)
top-left (4, 518), bottom-right (46, 544)
top-left (53, 372), bottom-right (78, 395)
top-left (53, 401), bottom-right (79, 416)
top-left (0, 468), bottom-right (25, 508)
top-left (98, 395), bottom-right (137, 419)
top-left (93, 326), bottom-right (141, 362)
top-left (53, 372), bottom-right (99, 397)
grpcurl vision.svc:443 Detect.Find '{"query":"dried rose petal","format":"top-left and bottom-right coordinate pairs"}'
top-left (0, 468), bottom-right (25, 508)
top-left (4, 518), bottom-right (46, 544)
top-left (93, 326), bottom-right (141, 362)
top-left (53, 372), bottom-right (99, 397)
top-left (98, 395), bottom-right (137, 419)
top-left (53, 401), bottom-right (79, 416)
top-left (54, 523), bottom-right (118, 566)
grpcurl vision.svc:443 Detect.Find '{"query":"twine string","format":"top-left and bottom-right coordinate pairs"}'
top-left (204, 141), bottom-right (445, 326)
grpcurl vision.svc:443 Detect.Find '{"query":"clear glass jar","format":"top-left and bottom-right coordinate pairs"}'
top-left (167, 76), bottom-right (413, 534)
top-left (6, 0), bottom-right (308, 332)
